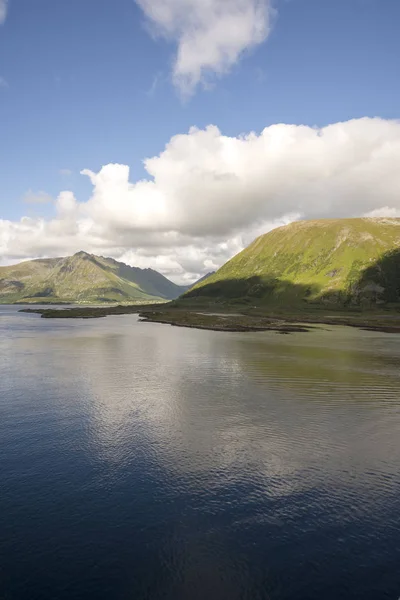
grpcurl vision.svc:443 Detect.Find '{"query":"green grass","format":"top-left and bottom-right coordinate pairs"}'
top-left (186, 218), bottom-right (400, 308)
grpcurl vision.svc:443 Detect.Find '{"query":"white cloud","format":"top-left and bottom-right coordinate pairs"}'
top-left (59, 168), bottom-right (73, 176)
top-left (0, 0), bottom-right (8, 25)
top-left (364, 206), bottom-right (400, 218)
top-left (135, 0), bottom-right (273, 95)
top-left (1, 117), bottom-right (400, 283)
top-left (23, 190), bottom-right (53, 205)
top-left (0, 76), bottom-right (8, 88)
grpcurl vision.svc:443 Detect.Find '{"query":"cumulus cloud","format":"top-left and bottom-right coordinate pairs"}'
top-left (1, 117), bottom-right (400, 283)
top-left (135, 0), bottom-right (273, 95)
top-left (0, 0), bottom-right (7, 25)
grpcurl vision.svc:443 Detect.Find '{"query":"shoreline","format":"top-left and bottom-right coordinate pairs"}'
top-left (18, 305), bottom-right (400, 334)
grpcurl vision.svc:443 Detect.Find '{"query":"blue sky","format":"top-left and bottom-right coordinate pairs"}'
top-left (1, 0), bottom-right (400, 280)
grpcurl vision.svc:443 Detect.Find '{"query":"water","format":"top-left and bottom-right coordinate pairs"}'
top-left (1, 305), bottom-right (400, 600)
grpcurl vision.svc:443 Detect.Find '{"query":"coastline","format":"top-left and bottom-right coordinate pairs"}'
top-left (18, 304), bottom-right (400, 334)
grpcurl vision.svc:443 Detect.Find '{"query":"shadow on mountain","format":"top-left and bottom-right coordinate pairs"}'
top-left (316, 248), bottom-right (400, 308)
top-left (26, 287), bottom-right (55, 299)
top-left (350, 248), bottom-right (400, 306)
top-left (183, 275), bottom-right (320, 307)
top-left (183, 249), bottom-right (400, 310)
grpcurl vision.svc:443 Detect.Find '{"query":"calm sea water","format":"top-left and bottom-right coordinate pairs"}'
top-left (1, 305), bottom-right (400, 600)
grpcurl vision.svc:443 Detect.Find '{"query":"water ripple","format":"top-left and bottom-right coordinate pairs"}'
top-left (1, 307), bottom-right (400, 599)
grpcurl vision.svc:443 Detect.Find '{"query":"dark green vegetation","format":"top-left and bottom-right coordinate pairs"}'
top-left (21, 305), bottom-right (145, 319)
top-left (185, 218), bottom-right (400, 308)
top-left (0, 251), bottom-right (187, 304)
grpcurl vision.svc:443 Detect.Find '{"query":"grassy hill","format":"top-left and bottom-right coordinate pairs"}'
top-left (0, 251), bottom-right (186, 304)
top-left (185, 271), bottom-right (215, 291)
top-left (185, 218), bottom-right (400, 308)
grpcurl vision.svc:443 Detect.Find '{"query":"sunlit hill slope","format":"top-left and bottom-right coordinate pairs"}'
top-left (0, 251), bottom-right (186, 304)
top-left (185, 218), bottom-right (400, 307)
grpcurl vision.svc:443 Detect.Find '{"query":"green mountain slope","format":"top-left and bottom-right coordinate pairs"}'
top-left (185, 271), bottom-right (215, 291)
top-left (0, 251), bottom-right (185, 304)
top-left (185, 218), bottom-right (400, 307)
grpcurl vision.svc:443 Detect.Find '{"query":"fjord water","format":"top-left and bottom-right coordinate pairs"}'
top-left (1, 307), bottom-right (400, 600)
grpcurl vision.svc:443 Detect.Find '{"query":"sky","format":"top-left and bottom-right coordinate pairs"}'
top-left (0, 0), bottom-right (400, 283)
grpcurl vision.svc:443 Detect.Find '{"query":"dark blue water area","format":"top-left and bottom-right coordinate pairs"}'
top-left (1, 306), bottom-right (400, 599)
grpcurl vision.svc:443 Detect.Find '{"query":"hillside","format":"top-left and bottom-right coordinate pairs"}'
top-left (185, 218), bottom-right (400, 308)
top-left (185, 271), bottom-right (215, 291)
top-left (0, 251), bottom-right (186, 304)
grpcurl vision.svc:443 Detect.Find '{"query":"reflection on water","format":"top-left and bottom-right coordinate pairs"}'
top-left (1, 305), bottom-right (400, 600)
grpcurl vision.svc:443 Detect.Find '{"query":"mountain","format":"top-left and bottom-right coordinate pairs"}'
top-left (185, 218), bottom-right (400, 307)
top-left (185, 271), bottom-right (215, 291)
top-left (0, 251), bottom-right (186, 304)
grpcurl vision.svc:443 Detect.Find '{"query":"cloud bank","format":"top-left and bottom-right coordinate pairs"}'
top-left (1, 117), bottom-right (400, 283)
top-left (135, 0), bottom-right (273, 95)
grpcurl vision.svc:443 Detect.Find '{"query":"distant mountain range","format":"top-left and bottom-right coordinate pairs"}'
top-left (185, 218), bottom-right (400, 307)
top-left (0, 251), bottom-right (190, 304)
